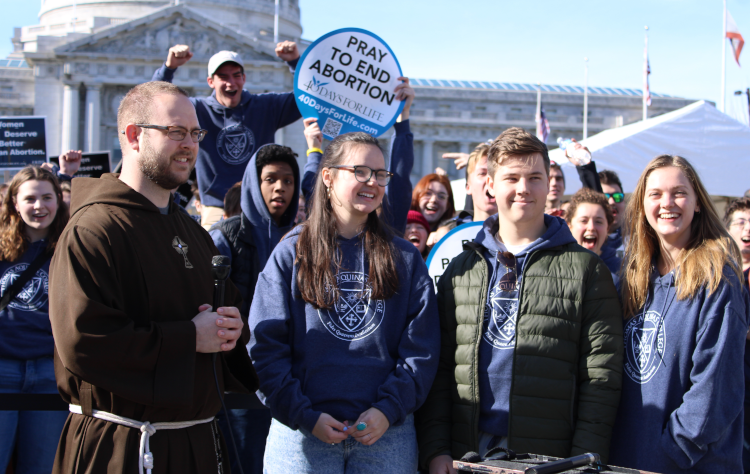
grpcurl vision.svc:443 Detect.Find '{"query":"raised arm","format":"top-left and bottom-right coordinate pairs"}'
top-left (152, 44), bottom-right (193, 82)
top-left (384, 77), bottom-right (415, 234)
top-left (301, 117), bottom-right (323, 202)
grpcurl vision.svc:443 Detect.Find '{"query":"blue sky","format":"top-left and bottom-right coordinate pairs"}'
top-left (5, 0), bottom-right (750, 113)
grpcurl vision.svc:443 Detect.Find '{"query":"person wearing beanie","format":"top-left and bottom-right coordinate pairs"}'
top-left (406, 210), bottom-right (431, 259)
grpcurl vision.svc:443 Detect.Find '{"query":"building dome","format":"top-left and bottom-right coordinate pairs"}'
top-left (37, 0), bottom-right (301, 41)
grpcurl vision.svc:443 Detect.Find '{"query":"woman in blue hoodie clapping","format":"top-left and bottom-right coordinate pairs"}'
top-left (0, 166), bottom-right (69, 474)
top-left (609, 155), bottom-right (748, 473)
top-left (248, 132), bottom-right (439, 474)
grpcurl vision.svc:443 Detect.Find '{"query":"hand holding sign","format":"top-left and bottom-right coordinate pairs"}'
top-left (303, 117), bottom-right (323, 150)
top-left (395, 77), bottom-right (414, 122)
top-left (294, 28), bottom-right (405, 140)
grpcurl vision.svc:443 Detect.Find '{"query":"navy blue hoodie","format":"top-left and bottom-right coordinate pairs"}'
top-left (474, 213), bottom-right (577, 436)
top-left (153, 64), bottom-right (301, 208)
top-left (247, 225), bottom-right (439, 432)
top-left (301, 120), bottom-right (414, 234)
top-left (0, 240), bottom-right (54, 360)
top-left (210, 144), bottom-right (300, 270)
top-left (609, 265), bottom-right (749, 473)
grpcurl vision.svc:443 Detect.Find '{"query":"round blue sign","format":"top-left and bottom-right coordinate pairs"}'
top-left (294, 28), bottom-right (405, 140)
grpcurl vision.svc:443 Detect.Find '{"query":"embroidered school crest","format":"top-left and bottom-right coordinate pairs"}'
top-left (172, 236), bottom-right (193, 269)
top-left (0, 263), bottom-right (49, 313)
top-left (318, 272), bottom-right (385, 341)
top-left (624, 310), bottom-right (666, 384)
top-left (482, 283), bottom-right (518, 350)
top-left (216, 123), bottom-right (255, 165)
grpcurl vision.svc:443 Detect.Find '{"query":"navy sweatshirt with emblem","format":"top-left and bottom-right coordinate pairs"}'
top-left (609, 265), bottom-right (748, 473)
top-left (153, 62), bottom-right (301, 208)
top-left (474, 214), bottom-right (576, 437)
top-left (0, 240), bottom-right (54, 360)
top-left (247, 225), bottom-right (439, 432)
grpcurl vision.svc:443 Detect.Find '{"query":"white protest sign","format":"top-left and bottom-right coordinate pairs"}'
top-left (294, 28), bottom-right (404, 139)
top-left (426, 221), bottom-right (483, 291)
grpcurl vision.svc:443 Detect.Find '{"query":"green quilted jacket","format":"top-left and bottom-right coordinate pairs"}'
top-left (416, 240), bottom-right (623, 468)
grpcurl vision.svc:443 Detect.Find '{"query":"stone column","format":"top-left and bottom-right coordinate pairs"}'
top-left (460, 142), bottom-right (470, 154)
top-left (61, 84), bottom-right (79, 152)
top-left (421, 139), bottom-right (434, 177)
top-left (84, 84), bottom-right (101, 152)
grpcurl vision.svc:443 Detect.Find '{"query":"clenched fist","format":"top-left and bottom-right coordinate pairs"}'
top-left (166, 44), bottom-right (193, 69)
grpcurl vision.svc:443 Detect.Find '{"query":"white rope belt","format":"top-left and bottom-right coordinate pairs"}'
top-left (69, 404), bottom-right (214, 474)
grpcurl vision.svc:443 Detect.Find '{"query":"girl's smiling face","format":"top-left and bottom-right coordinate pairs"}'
top-left (14, 179), bottom-right (59, 241)
top-left (643, 166), bottom-right (699, 250)
top-left (324, 143), bottom-right (386, 228)
top-left (419, 181), bottom-right (449, 225)
top-left (569, 202), bottom-right (609, 255)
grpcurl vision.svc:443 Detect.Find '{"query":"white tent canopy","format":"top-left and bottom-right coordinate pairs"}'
top-left (549, 101), bottom-right (750, 197)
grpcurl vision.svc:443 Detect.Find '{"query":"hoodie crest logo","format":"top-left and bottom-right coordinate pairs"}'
top-left (0, 264), bottom-right (49, 314)
top-left (624, 310), bottom-right (666, 384)
top-left (483, 283), bottom-right (518, 350)
top-left (172, 236), bottom-right (193, 269)
top-left (318, 272), bottom-right (385, 341)
top-left (217, 123), bottom-right (255, 165)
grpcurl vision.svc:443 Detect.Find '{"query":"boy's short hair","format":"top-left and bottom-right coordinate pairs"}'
top-left (549, 162), bottom-right (565, 184)
top-left (487, 127), bottom-right (549, 178)
top-left (60, 181), bottom-right (71, 193)
top-left (255, 145), bottom-right (298, 182)
top-left (223, 181), bottom-right (242, 218)
top-left (724, 197), bottom-right (750, 227)
top-left (466, 143), bottom-right (490, 177)
top-left (598, 169), bottom-right (623, 192)
top-left (191, 183), bottom-right (200, 203)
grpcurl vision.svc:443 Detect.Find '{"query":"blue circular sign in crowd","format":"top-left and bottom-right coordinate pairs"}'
top-left (294, 28), bottom-right (405, 140)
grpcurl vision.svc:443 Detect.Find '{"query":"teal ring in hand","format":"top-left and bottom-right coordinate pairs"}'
top-left (356, 422), bottom-right (367, 431)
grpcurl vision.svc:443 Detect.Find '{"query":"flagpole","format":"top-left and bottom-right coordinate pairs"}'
top-left (536, 82), bottom-right (541, 138)
top-left (583, 57), bottom-right (588, 140)
top-left (722, 0), bottom-right (727, 112)
top-left (643, 26), bottom-right (650, 120)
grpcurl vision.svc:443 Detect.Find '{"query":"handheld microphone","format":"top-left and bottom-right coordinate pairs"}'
top-left (209, 255), bottom-right (245, 474)
top-left (524, 453), bottom-right (600, 474)
top-left (212, 255), bottom-right (231, 310)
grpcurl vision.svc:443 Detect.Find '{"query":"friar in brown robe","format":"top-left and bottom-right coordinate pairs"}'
top-left (49, 81), bottom-right (258, 474)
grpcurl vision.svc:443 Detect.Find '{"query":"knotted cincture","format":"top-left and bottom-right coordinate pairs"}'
top-left (139, 422), bottom-right (157, 473)
top-left (69, 404), bottom-right (213, 474)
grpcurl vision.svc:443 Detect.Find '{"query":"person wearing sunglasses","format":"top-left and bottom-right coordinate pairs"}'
top-left (418, 127), bottom-right (622, 474)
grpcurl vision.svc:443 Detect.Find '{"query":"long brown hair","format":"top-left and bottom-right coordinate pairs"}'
top-left (295, 132), bottom-right (399, 309)
top-left (621, 155), bottom-right (742, 318)
top-left (410, 174), bottom-right (455, 224)
top-left (0, 166), bottom-right (69, 262)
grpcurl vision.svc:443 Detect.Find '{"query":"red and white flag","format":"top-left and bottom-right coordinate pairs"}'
top-left (727, 10), bottom-right (745, 66)
top-left (643, 37), bottom-right (651, 106)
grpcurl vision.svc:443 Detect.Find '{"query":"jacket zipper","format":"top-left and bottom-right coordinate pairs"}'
top-left (471, 247), bottom-right (489, 453)
top-left (506, 249), bottom-right (538, 447)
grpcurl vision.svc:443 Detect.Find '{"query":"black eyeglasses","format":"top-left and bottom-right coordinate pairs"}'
top-left (604, 192), bottom-right (625, 203)
top-left (121, 124), bottom-right (208, 143)
top-left (330, 165), bottom-right (393, 187)
top-left (497, 251), bottom-right (518, 292)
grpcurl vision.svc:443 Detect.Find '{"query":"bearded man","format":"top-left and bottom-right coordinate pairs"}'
top-left (49, 81), bottom-right (258, 474)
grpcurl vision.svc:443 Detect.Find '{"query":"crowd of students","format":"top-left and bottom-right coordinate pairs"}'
top-left (1, 40), bottom-right (749, 474)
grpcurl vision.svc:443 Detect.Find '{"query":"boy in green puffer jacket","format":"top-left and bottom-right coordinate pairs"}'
top-left (416, 127), bottom-right (623, 473)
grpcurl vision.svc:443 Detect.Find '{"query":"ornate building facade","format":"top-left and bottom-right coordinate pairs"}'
top-left (2, 0), bottom-right (697, 184)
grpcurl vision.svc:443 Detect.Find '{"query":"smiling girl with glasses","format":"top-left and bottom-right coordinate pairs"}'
top-left (247, 132), bottom-right (439, 474)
